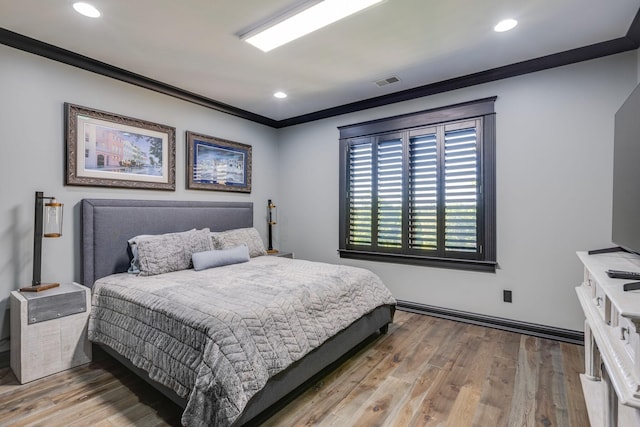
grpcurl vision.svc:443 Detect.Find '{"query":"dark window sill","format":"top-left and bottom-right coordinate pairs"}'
top-left (338, 249), bottom-right (497, 273)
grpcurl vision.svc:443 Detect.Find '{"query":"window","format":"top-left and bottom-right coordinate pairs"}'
top-left (339, 97), bottom-right (496, 272)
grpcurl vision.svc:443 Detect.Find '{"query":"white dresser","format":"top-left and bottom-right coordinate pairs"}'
top-left (576, 251), bottom-right (640, 427)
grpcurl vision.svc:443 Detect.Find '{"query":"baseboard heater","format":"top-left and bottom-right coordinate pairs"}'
top-left (396, 300), bottom-right (584, 345)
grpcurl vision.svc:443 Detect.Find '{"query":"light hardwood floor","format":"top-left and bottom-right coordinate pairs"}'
top-left (0, 311), bottom-right (589, 426)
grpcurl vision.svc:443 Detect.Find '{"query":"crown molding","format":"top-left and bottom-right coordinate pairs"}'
top-left (0, 27), bottom-right (279, 128)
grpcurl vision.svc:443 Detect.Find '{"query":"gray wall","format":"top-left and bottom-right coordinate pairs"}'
top-left (0, 45), bottom-right (281, 347)
top-left (276, 52), bottom-right (638, 331)
top-left (1, 43), bottom-right (637, 349)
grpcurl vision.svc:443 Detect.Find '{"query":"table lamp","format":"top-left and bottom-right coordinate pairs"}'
top-left (20, 191), bottom-right (63, 292)
top-left (267, 199), bottom-right (278, 254)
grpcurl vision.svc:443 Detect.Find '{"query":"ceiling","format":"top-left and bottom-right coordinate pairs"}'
top-left (1, 0), bottom-right (640, 126)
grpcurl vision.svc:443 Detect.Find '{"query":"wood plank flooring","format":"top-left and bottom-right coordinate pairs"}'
top-left (0, 311), bottom-right (589, 426)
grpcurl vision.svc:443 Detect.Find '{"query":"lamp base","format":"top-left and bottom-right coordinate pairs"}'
top-left (19, 282), bottom-right (60, 293)
top-left (267, 249), bottom-right (279, 254)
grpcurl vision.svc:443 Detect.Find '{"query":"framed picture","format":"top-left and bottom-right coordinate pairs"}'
top-left (186, 131), bottom-right (252, 193)
top-left (65, 103), bottom-right (176, 190)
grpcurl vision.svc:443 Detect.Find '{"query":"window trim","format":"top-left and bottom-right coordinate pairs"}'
top-left (338, 97), bottom-right (497, 272)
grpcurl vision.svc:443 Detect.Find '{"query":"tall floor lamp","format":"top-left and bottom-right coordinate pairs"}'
top-left (20, 191), bottom-right (64, 292)
top-left (267, 199), bottom-right (278, 254)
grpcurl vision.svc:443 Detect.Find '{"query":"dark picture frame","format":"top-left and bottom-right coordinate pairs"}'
top-left (65, 103), bottom-right (176, 190)
top-left (186, 131), bottom-right (252, 193)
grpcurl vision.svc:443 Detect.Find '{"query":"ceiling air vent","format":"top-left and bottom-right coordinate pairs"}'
top-left (375, 76), bottom-right (400, 87)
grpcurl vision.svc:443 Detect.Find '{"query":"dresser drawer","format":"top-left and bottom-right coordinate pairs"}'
top-left (617, 315), bottom-right (639, 362)
top-left (592, 281), bottom-right (611, 323)
top-left (584, 270), bottom-right (597, 298)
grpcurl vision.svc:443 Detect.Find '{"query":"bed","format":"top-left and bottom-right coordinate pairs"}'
top-left (80, 198), bottom-right (396, 426)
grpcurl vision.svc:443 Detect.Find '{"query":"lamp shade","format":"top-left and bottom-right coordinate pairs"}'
top-left (43, 198), bottom-right (63, 238)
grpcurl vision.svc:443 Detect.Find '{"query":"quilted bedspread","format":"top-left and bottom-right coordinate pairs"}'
top-left (88, 256), bottom-right (396, 426)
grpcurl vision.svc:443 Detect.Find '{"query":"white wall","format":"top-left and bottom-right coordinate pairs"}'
top-left (0, 45), bottom-right (281, 346)
top-left (277, 52), bottom-right (638, 331)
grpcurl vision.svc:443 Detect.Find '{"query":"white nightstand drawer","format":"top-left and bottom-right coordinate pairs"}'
top-left (22, 283), bottom-right (87, 324)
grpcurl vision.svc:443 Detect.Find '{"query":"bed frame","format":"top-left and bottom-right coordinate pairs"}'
top-left (80, 198), bottom-right (394, 426)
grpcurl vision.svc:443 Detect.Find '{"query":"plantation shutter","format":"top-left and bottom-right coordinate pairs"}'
top-left (409, 129), bottom-right (438, 251)
top-left (444, 121), bottom-right (479, 253)
top-left (346, 120), bottom-right (481, 256)
top-left (376, 136), bottom-right (403, 248)
top-left (339, 96), bottom-right (495, 271)
top-left (348, 140), bottom-right (373, 245)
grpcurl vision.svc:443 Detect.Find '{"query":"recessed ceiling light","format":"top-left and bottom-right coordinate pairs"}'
top-left (241, 0), bottom-right (384, 52)
top-left (494, 18), bottom-right (517, 32)
top-left (73, 2), bottom-right (101, 18)
top-left (274, 92), bottom-right (288, 99)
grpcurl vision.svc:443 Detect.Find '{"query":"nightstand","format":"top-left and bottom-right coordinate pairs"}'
top-left (268, 251), bottom-right (294, 259)
top-left (10, 282), bottom-right (92, 383)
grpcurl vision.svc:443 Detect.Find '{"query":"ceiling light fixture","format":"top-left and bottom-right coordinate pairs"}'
top-left (241, 0), bottom-right (384, 52)
top-left (274, 92), bottom-right (288, 99)
top-left (73, 2), bottom-right (101, 18)
top-left (494, 18), bottom-right (517, 32)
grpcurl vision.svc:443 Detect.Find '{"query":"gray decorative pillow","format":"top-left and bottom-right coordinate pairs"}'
top-left (127, 234), bottom-right (157, 274)
top-left (192, 244), bottom-right (250, 271)
top-left (211, 227), bottom-right (267, 257)
top-left (137, 228), bottom-right (213, 276)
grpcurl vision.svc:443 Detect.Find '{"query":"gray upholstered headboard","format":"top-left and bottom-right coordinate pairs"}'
top-left (81, 199), bottom-right (253, 287)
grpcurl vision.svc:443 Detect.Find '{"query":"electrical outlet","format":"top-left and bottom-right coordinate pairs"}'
top-left (503, 290), bottom-right (512, 303)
